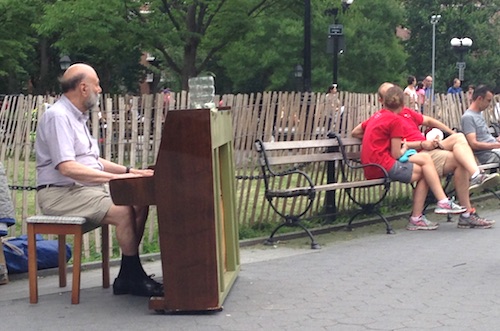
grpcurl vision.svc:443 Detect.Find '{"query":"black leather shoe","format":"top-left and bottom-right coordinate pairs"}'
top-left (113, 276), bottom-right (164, 297)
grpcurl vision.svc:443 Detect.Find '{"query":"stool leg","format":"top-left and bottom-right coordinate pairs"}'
top-left (101, 224), bottom-right (110, 288)
top-left (27, 224), bottom-right (38, 304)
top-left (71, 229), bottom-right (83, 304)
top-left (58, 235), bottom-right (67, 288)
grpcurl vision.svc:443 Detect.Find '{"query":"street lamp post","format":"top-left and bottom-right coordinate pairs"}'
top-left (430, 14), bottom-right (441, 110)
top-left (326, 0), bottom-right (354, 86)
top-left (324, 0), bottom-right (354, 222)
top-left (59, 55), bottom-right (71, 71)
top-left (303, 0), bottom-right (311, 92)
top-left (450, 37), bottom-right (473, 81)
top-left (294, 64), bottom-right (304, 92)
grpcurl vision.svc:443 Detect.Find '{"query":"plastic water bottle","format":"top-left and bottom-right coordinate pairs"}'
top-left (188, 76), bottom-right (215, 109)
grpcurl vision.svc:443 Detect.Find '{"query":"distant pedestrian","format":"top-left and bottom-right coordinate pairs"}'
top-left (466, 84), bottom-right (475, 105)
top-left (403, 75), bottom-right (418, 110)
top-left (447, 78), bottom-right (462, 95)
top-left (416, 81), bottom-right (426, 113)
top-left (423, 75), bottom-right (434, 100)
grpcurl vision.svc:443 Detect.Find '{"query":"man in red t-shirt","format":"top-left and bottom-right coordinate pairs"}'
top-left (353, 82), bottom-right (497, 230)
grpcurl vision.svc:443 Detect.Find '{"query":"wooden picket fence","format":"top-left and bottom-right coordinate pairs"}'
top-left (1, 91), bottom-right (498, 258)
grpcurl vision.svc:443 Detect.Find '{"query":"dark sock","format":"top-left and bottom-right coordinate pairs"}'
top-left (117, 254), bottom-right (147, 280)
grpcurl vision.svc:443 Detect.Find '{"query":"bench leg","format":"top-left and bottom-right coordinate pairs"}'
top-left (346, 210), bottom-right (394, 234)
top-left (484, 188), bottom-right (500, 201)
top-left (263, 222), bottom-right (289, 246)
top-left (294, 222), bottom-right (321, 249)
top-left (264, 218), bottom-right (321, 249)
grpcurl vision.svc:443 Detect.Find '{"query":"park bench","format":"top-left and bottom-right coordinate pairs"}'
top-left (254, 134), bottom-right (393, 249)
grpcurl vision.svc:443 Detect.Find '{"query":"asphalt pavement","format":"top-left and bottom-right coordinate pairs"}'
top-left (2, 197), bottom-right (500, 330)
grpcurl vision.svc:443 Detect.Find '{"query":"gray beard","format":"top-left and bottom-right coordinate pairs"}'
top-left (84, 94), bottom-right (100, 110)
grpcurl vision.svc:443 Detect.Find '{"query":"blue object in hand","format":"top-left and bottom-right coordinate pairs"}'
top-left (399, 149), bottom-right (417, 163)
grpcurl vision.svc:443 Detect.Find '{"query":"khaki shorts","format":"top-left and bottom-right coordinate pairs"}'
top-left (37, 184), bottom-right (113, 232)
top-left (424, 149), bottom-right (449, 177)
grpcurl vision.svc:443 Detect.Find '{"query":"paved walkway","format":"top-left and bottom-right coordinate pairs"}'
top-left (2, 203), bottom-right (500, 330)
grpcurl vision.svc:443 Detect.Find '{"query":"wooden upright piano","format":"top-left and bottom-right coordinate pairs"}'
top-left (109, 108), bottom-right (240, 312)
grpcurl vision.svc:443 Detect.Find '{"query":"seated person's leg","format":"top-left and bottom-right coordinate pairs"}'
top-left (407, 179), bottom-right (438, 231)
top-left (408, 154), bottom-right (466, 214)
top-left (38, 185), bottom-right (162, 297)
top-left (440, 133), bottom-right (479, 176)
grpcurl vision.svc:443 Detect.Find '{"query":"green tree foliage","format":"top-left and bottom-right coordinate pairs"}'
top-left (325, 0), bottom-right (408, 92)
top-left (37, 0), bottom-right (144, 93)
top-left (218, 0), bottom-right (407, 93)
top-left (133, 0), bottom-right (285, 90)
top-left (403, 0), bottom-right (500, 92)
top-left (218, 1), bottom-right (304, 93)
top-left (2, 0), bottom-right (499, 95)
top-left (0, 0), bottom-right (38, 93)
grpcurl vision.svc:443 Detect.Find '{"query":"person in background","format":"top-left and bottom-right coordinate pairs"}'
top-left (353, 82), bottom-right (498, 230)
top-left (355, 85), bottom-right (467, 231)
top-left (447, 78), bottom-right (462, 95)
top-left (326, 84), bottom-right (345, 132)
top-left (327, 84), bottom-right (337, 95)
top-left (35, 63), bottom-right (163, 297)
top-left (423, 75), bottom-right (434, 100)
top-left (404, 75), bottom-right (419, 110)
top-left (416, 81), bottom-right (426, 113)
top-left (466, 84), bottom-right (475, 105)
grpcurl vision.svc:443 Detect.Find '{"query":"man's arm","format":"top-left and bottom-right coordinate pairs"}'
top-left (351, 123), bottom-right (364, 138)
top-left (464, 132), bottom-right (500, 151)
top-left (421, 115), bottom-right (455, 135)
top-left (99, 158), bottom-right (154, 176)
top-left (57, 160), bottom-right (151, 185)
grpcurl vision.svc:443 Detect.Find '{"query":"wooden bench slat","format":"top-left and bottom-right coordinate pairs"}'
top-left (260, 137), bottom-right (362, 151)
top-left (267, 179), bottom-right (388, 197)
top-left (266, 152), bottom-right (361, 166)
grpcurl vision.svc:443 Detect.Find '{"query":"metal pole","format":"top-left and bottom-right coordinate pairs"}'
top-left (333, 36), bottom-right (339, 85)
top-left (303, 0), bottom-right (311, 92)
top-left (430, 14), bottom-right (440, 115)
top-left (431, 22), bottom-right (435, 100)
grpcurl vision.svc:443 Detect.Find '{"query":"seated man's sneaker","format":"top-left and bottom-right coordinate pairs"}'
top-left (469, 173), bottom-right (500, 195)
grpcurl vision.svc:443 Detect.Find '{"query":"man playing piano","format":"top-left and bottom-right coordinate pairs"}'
top-left (34, 63), bottom-right (162, 297)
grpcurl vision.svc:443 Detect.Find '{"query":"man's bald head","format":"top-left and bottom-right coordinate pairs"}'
top-left (423, 75), bottom-right (433, 88)
top-left (58, 63), bottom-right (102, 112)
top-left (377, 82), bottom-right (394, 99)
top-left (60, 63), bottom-right (98, 93)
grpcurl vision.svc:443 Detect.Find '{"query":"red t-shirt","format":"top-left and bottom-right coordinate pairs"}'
top-left (361, 109), bottom-right (405, 179)
top-left (398, 107), bottom-right (425, 142)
